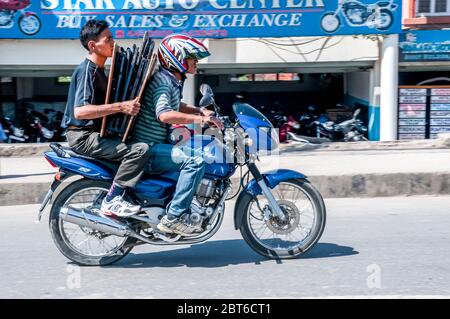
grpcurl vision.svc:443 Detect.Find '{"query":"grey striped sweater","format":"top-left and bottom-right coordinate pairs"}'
top-left (132, 68), bottom-right (183, 146)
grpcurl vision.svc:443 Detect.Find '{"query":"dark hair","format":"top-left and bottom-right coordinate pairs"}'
top-left (79, 20), bottom-right (109, 51)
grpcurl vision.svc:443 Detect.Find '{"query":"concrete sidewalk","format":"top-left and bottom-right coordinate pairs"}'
top-left (1, 145), bottom-right (450, 206)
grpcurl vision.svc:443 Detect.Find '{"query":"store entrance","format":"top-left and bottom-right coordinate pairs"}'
top-left (197, 71), bottom-right (369, 141)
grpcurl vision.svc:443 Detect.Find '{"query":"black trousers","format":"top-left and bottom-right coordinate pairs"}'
top-left (66, 129), bottom-right (150, 188)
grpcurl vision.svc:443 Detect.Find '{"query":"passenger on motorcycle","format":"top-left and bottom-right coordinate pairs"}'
top-left (132, 34), bottom-right (224, 236)
top-left (61, 20), bottom-right (150, 217)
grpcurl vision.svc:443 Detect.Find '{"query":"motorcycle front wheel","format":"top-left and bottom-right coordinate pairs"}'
top-left (239, 179), bottom-right (326, 259)
top-left (320, 12), bottom-right (340, 33)
top-left (49, 179), bottom-right (137, 266)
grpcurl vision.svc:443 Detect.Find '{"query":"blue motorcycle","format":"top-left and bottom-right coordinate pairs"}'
top-left (38, 84), bottom-right (326, 266)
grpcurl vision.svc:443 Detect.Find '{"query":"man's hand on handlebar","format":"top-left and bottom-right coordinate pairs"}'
top-left (202, 115), bottom-right (224, 130)
top-left (200, 106), bottom-right (215, 117)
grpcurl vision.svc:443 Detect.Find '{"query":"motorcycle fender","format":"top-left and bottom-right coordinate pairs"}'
top-left (37, 170), bottom-right (74, 222)
top-left (233, 169), bottom-right (307, 230)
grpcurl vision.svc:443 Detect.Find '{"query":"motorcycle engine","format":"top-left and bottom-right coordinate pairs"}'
top-left (346, 8), bottom-right (365, 23)
top-left (195, 178), bottom-right (218, 206)
top-left (190, 178), bottom-right (219, 222)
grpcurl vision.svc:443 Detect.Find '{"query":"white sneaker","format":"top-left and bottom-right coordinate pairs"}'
top-left (100, 196), bottom-right (141, 217)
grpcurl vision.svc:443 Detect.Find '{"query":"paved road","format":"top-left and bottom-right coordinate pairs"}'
top-left (1, 196), bottom-right (450, 298)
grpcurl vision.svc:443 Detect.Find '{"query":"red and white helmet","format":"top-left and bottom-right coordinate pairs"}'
top-left (158, 34), bottom-right (210, 73)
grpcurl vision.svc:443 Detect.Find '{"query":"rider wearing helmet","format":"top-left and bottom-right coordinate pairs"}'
top-left (132, 34), bottom-right (223, 236)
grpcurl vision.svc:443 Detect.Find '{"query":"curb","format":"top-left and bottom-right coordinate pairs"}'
top-left (0, 143), bottom-right (68, 157)
top-left (1, 134), bottom-right (450, 157)
top-left (278, 134), bottom-right (450, 153)
top-left (1, 172), bottom-right (449, 206)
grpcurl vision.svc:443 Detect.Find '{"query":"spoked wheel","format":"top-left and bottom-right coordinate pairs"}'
top-left (49, 180), bottom-right (137, 266)
top-left (240, 179), bottom-right (326, 259)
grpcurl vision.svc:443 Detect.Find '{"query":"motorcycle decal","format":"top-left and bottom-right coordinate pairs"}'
top-left (0, 0), bottom-right (41, 35)
top-left (320, 0), bottom-right (398, 34)
top-left (0, 0), bottom-right (401, 39)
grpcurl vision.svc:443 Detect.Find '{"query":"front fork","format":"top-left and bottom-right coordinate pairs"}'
top-left (247, 163), bottom-right (287, 222)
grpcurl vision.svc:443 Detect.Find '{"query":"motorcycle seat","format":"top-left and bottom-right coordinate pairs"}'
top-left (50, 143), bottom-right (120, 173)
top-left (49, 142), bottom-right (177, 181)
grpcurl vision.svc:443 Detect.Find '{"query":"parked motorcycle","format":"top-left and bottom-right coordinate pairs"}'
top-left (43, 108), bottom-right (65, 142)
top-left (312, 108), bottom-right (368, 142)
top-left (0, 115), bottom-right (29, 143)
top-left (38, 84), bottom-right (326, 266)
top-left (0, 0), bottom-right (41, 36)
top-left (25, 109), bottom-right (55, 142)
top-left (320, 0), bottom-right (397, 33)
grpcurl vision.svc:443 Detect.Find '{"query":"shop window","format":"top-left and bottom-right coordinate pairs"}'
top-left (416, 0), bottom-right (450, 16)
top-left (56, 76), bottom-right (71, 86)
top-left (229, 73), bottom-right (302, 82)
top-left (1, 77), bottom-right (13, 83)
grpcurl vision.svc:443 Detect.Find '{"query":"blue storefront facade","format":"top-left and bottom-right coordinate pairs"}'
top-left (0, 0), bottom-right (407, 141)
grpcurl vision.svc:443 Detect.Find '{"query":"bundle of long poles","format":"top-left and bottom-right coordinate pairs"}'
top-left (100, 32), bottom-right (157, 141)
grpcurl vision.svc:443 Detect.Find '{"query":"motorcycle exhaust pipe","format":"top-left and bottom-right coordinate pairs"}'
top-left (60, 207), bottom-right (131, 237)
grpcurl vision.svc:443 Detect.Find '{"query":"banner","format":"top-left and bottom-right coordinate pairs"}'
top-left (399, 30), bottom-right (450, 62)
top-left (0, 0), bottom-right (402, 39)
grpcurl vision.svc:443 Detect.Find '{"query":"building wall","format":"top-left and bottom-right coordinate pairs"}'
top-left (403, 0), bottom-right (450, 29)
top-left (0, 36), bottom-right (379, 74)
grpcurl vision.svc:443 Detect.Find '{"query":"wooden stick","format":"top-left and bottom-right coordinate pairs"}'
top-left (122, 53), bottom-right (158, 142)
top-left (100, 43), bottom-right (118, 137)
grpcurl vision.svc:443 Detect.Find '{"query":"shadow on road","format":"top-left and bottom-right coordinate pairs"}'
top-left (108, 239), bottom-right (358, 268)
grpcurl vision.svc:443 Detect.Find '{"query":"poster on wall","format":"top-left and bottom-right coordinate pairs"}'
top-left (398, 88), bottom-right (427, 140)
top-left (0, 0), bottom-right (402, 39)
top-left (430, 88), bottom-right (450, 138)
top-left (398, 87), bottom-right (450, 140)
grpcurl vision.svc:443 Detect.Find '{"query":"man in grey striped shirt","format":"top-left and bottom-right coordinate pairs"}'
top-left (132, 34), bottom-right (223, 236)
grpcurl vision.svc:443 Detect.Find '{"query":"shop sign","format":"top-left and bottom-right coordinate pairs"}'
top-left (431, 104), bottom-right (450, 111)
top-left (399, 96), bottom-right (427, 103)
top-left (431, 111), bottom-right (450, 118)
top-left (399, 88), bottom-right (427, 95)
top-left (431, 96), bottom-right (450, 103)
top-left (431, 89), bottom-right (450, 96)
top-left (399, 110), bottom-right (426, 118)
top-left (431, 126), bottom-right (450, 133)
top-left (400, 133), bottom-right (426, 139)
top-left (399, 119), bottom-right (426, 126)
top-left (431, 119), bottom-right (450, 126)
top-left (398, 126), bottom-right (425, 133)
top-left (0, 0), bottom-right (402, 39)
top-left (399, 104), bottom-right (426, 111)
top-left (399, 30), bottom-right (450, 62)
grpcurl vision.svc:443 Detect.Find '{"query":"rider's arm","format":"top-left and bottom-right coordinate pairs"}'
top-left (159, 111), bottom-right (206, 125)
top-left (179, 102), bottom-right (201, 115)
top-left (71, 61), bottom-right (140, 120)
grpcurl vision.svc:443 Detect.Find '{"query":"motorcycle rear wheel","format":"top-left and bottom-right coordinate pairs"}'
top-left (239, 178), bottom-right (326, 259)
top-left (49, 179), bottom-right (137, 266)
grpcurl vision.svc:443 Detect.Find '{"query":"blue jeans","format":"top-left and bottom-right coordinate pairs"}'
top-left (148, 143), bottom-right (205, 217)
